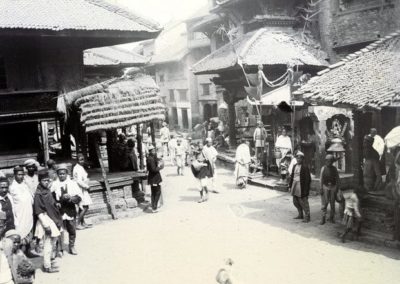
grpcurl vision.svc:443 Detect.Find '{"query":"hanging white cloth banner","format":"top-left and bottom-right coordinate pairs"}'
top-left (247, 85), bottom-right (304, 107)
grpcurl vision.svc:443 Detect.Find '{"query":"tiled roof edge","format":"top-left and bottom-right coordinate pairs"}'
top-left (86, 0), bottom-right (161, 31)
top-left (321, 29), bottom-right (400, 74)
top-left (191, 36), bottom-right (243, 72)
top-left (238, 28), bottom-right (265, 60)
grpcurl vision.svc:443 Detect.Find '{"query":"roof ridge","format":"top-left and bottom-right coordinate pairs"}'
top-left (109, 46), bottom-right (147, 59)
top-left (318, 29), bottom-right (400, 75)
top-left (86, 0), bottom-right (161, 31)
top-left (239, 28), bottom-right (266, 60)
top-left (85, 51), bottom-right (119, 64)
top-left (191, 33), bottom-right (245, 71)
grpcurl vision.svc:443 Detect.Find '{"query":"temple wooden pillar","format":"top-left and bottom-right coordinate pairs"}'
top-left (60, 118), bottom-right (71, 158)
top-left (136, 124), bottom-right (144, 169)
top-left (223, 90), bottom-right (237, 147)
top-left (314, 119), bottom-right (325, 177)
top-left (150, 121), bottom-right (156, 146)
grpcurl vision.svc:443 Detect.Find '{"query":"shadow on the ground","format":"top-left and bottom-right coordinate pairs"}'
top-left (236, 193), bottom-right (400, 260)
top-left (186, 187), bottom-right (199, 192)
top-left (179, 195), bottom-right (200, 202)
top-left (217, 172), bottom-right (236, 177)
top-left (222, 182), bottom-right (236, 190)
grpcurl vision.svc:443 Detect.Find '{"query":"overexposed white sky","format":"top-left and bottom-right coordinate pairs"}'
top-left (110, 0), bottom-right (208, 25)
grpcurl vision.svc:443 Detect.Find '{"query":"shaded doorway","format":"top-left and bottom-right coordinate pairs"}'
top-left (182, 109), bottom-right (189, 129)
top-left (171, 107), bottom-right (178, 126)
top-left (204, 104), bottom-right (212, 121)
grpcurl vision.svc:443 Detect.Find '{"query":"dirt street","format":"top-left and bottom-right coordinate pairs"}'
top-left (34, 162), bottom-right (400, 284)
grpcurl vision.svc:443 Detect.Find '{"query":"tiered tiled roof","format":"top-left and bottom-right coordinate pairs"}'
top-left (295, 31), bottom-right (400, 110)
top-left (0, 0), bottom-right (160, 33)
top-left (84, 46), bottom-right (148, 66)
top-left (191, 28), bottom-right (327, 74)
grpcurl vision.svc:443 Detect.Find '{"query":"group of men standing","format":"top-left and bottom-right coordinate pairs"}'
top-left (0, 155), bottom-right (93, 280)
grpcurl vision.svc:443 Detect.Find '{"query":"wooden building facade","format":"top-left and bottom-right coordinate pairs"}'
top-left (0, 0), bottom-right (160, 167)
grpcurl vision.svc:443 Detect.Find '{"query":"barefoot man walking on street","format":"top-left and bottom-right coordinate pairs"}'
top-left (289, 151), bottom-right (311, 223)
top-left (319, 154), bottom-right (340, 225)
top-left (203, 138), bottom-right (219, 193)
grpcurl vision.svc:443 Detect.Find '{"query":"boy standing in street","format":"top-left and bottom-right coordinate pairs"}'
top-left (33, 169), bottom-right (62, 273)
top-left (319, 154), bottom-right (340, 225)
top-left (289, 152), bottom-right (312, 223)
top-left (338, 188), bottom-right (362, 243)
top-left (52, 164), bottom-right (82, 255)
top-left (147, 145), bottom-right (163, 213)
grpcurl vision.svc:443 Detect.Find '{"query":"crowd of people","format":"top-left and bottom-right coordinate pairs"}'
top-left (160, 120), bottom-right (387, 244)
top-left (0, 154), bottom-right (94, 283)
top-left (1, 122), bottom-right (394, 283)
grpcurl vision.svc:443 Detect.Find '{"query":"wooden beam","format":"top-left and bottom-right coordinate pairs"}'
top-left (150, 121), bottom-right (156, 146)
top-left (41, 121), bottom-right (50, 163)
top-left (137, 124), bottom-right (144, 169)
top-left (95, 141), bottom-right (117, 220)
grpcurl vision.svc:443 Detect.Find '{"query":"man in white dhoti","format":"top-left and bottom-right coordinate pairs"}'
top-left (23, 159), bottom-right (39, 198)
top-left (235, 138), bottom-right (251, 189)
top-left (202, 138), bottom-right (219, 193)
top-left (275, 128), bottom-right (292, 166)
top-left (9, 166), bottom-right (33, 253)
top-left (168, 135), bottom-right (177, 165)
top-left (160, 122), bottom-right (170, 157)
top-left (175, 138), bottom-right (186, 176)
top-left (253, 121), bottom-right (267, 163)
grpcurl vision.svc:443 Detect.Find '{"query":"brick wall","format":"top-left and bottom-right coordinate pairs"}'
top-left (318, 0), bottom-right (399, 62)
top-left (332, 5), bottom-right (397, 47)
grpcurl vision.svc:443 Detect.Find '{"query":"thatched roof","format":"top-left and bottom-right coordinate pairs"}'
top-left (295, 31), bottom-right (400, 110)
top-left (61, 74), bottom-right (165, 132)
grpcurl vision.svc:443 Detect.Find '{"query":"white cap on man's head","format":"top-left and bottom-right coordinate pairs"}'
top-left (296, 151), bottom-right (305, 157)
top-left (24, 159), bottom-right (38, 167)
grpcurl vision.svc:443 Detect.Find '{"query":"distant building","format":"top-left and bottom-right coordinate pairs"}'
top-left (140, 9), bottom-right (220, 131)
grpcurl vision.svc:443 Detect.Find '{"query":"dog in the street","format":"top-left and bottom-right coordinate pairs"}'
top-left (216, 258), bottom-right (235, 284)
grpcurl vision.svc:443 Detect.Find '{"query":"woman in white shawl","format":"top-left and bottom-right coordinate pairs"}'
top-left (275, 128), bottom-right (292, 167)
top-left (235, 138), bottom-right (251, 189)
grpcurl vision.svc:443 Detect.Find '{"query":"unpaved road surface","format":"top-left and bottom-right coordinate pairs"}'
top-left (34, 162), bottom-right (400, 284)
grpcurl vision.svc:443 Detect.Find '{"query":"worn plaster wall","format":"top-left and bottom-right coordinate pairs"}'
top-left (319, 0), bottom-right (399, 62)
